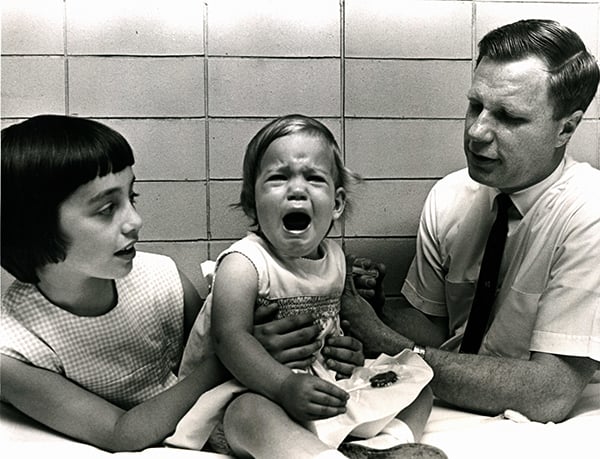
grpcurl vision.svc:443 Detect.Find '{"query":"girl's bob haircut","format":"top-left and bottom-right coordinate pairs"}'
top-left (1, 115), bottom-right (135, 284)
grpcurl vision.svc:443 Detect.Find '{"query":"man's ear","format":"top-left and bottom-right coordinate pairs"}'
top-left (332, 187), bottom-right (346, 221)
top-left (556, 110), bottom-right (583, 148)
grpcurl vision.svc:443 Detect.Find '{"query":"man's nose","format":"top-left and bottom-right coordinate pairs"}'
top-left (467, 110), bottom-right (494, 143)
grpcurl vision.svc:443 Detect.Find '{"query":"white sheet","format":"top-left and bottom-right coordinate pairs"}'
top-left (2, 382), bottom-right (599, 459)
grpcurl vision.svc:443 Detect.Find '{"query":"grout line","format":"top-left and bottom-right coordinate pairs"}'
top-left (63, 0), bottom-right (69, 115)
top-left (340, 0), bottom-right (347, 248)
top-left (203, 1), bottom-right (212, 254)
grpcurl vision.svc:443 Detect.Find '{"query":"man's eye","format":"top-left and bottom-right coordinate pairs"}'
top-left (130, 191), bottom-right (139, 206)
top-left (498, 111), bottom-right (524, 124)
top-left (468, 101), bottom-right (483, 114)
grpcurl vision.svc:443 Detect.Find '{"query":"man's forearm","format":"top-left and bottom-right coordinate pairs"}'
top-left (382, 300), bottom-right (448, 348)
top-left (423, 348), bottom-right (595, 422)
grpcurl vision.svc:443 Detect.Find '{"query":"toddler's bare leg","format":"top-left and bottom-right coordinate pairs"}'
top-left (223, 392), bottom-right (345, 459)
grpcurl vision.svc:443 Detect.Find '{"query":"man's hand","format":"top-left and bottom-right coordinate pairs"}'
top-left (351, 256), bottom-right (386, 313)
top-left (278, 373), bottom-right (348, 422)
top-left (254, 304), bottom-right (322, 370)
top-left (341, 254), bottom-right (405, 357)
top-left (322, 324), bottom-right (364, 379)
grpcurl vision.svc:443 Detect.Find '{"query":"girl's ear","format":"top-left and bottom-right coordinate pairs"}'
top-left (556, 110), bottom-right (583, 148)
top-left (332, 187), bottom-right (346, 221)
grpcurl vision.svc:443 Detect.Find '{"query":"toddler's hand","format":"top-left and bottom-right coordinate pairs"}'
top-left (278, 373), bottom-right (348, 422)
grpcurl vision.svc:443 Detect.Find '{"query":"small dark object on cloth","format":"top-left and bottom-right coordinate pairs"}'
top-left (369, 371), bottom-right (398, 388)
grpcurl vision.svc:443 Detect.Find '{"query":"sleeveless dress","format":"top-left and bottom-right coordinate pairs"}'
top-left (0, 252), bottom-right (184, 409)
top-left (179, 232), bottom-right (345, 377)
top-left (169, 233), bottom-right (345, 451)
top-left (169, 233), bottom-right (432, 452)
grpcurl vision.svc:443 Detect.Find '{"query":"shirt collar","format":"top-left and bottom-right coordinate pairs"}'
top-left (489, 157), bottom-right (566, 218)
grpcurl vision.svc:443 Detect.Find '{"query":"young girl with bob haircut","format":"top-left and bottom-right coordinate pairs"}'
top-left (0, 114), bottom-right (365, 456)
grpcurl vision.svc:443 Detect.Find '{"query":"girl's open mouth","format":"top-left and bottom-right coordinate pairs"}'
top-left (283, 212), bottom-right (311, 231)
top-left (115, 245), bottom-right (136, 256)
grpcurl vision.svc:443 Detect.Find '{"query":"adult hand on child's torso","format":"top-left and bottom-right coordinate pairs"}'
top-left (322, 332), bottom-right (364, 379)
top-left (254, 304), bottom-right (321, 370)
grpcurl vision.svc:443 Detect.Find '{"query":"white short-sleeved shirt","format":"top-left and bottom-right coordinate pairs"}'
top-left (1, 252), bottom-right (184, 409)
top-left (401, 156), bottom-right (600, 364)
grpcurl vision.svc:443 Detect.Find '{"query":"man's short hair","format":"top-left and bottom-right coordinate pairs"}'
top-left (477, 19), bottom-right (599, 119)
top-left (1, 115), bottom-right (135, 283)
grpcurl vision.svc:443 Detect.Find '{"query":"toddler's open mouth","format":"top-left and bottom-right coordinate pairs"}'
top-left (283, 212), bottom-right (311, 231)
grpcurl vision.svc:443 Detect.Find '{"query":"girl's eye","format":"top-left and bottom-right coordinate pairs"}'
top-left (98, 203), bottom-right (115, 216)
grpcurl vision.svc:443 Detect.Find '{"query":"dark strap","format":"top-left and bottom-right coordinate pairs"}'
top-left (459, 193), bottom-right (511, 354)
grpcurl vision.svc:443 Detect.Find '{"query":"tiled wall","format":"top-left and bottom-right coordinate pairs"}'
top-left (2, 0), bottom-right (599, 301)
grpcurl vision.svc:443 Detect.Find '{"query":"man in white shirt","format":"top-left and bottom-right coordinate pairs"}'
top-left (342, 19), bottom-right (600, 423)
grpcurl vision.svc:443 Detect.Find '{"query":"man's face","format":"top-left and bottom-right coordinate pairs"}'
top-left (463, 56), bottom-right (567, 193)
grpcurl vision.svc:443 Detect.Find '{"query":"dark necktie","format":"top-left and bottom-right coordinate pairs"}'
top-left (460, 193), bottom-right (511, 354)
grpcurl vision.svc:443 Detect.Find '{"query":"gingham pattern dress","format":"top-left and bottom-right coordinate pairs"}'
top-left (0, 252), bottom-right (184, 409)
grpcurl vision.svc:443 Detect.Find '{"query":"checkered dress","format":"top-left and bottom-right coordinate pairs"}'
top-left (1, 252), bottom-right (184, 409)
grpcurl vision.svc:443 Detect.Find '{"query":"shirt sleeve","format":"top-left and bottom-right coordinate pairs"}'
top-left (401, 182), bottom-right (448, 317)
top-left (530, 202), bottom-right (600, 362)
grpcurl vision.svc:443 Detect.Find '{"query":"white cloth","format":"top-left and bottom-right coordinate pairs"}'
top-left (0, 252), bottom-right (184, 408)
top-left (400, 156), bottom-right (600, 382)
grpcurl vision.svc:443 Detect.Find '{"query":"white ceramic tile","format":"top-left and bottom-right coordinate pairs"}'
top-left (345, 60), bottom-right (471, 118)
top-left (102, 119), bottom-right (205, 181)
top-left (346, 119), bottom-right (466, 178)
top-left (346, 180), bottom-right (436, 237)
top-left (136, 181), bottom-right (206, 240)
top-left (69, 57), bottom-right (204, 117)
top-left (1, 57), bottom-right (65, 117)
top-left (208, 0), bottom-right (339, 56)
top-left (568, 120), bottom-right (599, 168)
top-left (208, 181), bottom-right (253, 239)
top-left (346, 0), bottom-right (472, 58)
top-left (1, 0), bottom-right (64, 55)
top-left (67, 0), bottom-right (204, 55)
top-left (209, 58), bottom-right (340, 116)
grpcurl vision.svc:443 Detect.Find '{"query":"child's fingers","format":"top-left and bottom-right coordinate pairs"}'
top-left (305, 402), bottom-right (347, 420)
top-left (314, 378), bottom-right (349, 402)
